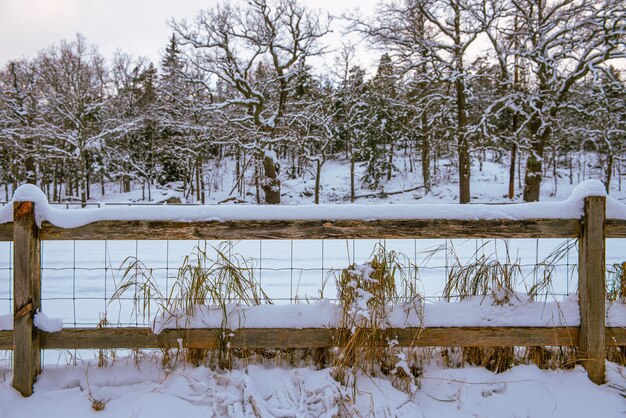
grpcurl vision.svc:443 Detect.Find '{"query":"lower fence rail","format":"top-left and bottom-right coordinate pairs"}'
top-left (0, 327), bottom-right (624, 350)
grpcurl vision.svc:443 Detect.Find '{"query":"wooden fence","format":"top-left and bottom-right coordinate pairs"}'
top-left (0, 196), bottom-right (625, 396)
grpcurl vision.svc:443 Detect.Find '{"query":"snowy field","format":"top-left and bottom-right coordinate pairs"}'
top-left (0, 360), bottom-right (624, 417)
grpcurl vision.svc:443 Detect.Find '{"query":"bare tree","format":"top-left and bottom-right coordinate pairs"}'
top-left (507, 0), bottom-right (625, 201)
top-left (0, 59), bottom-right (40, 193)
top-left (351, 0), bottom-right (498, 203)
top-left (171, 0), bottom-right (330, 203)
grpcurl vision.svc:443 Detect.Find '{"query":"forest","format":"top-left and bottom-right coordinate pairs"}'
top-left (0, 0), bottom-right (624, 205)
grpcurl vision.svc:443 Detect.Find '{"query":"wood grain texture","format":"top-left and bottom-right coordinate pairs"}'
top-left (605, 219), bottom-right (626, 238)
top-left (0, 331), bottom-right (12, 349)
top-left (0, 217), bottom-right (612, 241)
top-left (39, 218), bottom-right (581, 241)
top-left (12, 202), bottom-right (40, 397)
top-left (0, 223), bottom-right (11, 241)
top-left (0, 326), bottom-right (614, 350)
top-left (578, 196), bottom-right (606, 384)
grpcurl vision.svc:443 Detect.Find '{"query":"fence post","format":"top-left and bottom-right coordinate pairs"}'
top-left (13, 201), bottom-right (41, 396)
top-left (578, 195), bottom-right (606, 384)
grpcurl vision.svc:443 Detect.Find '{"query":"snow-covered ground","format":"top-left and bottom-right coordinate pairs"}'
top-left (0, 359), bottom-right (624, 417)
top-left (3, 154), bottom-right (624, 206)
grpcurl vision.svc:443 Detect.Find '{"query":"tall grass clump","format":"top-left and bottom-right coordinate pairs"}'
top-left (523, 240), bottom-right (579, 370)
top-left (332, 243), bottom-right (422, 395)
top-left (439, 239), bottom-right (577, 372)
top-left (441, 240), bottom-right (521, 372)
top-left (606, 261), bottom-right (626, 364)
top-left (110, 241), bottom-right (271, 368)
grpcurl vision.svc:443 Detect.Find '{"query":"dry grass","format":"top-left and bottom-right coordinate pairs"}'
top-left (439, 240), bottom-right (521, 372)
top-left (110, 241), bottom-right (270, 368)
top-left (107, 238), bottom-right (621, 381)
top-left (607, 262), bottom-right (626, 365)
top-left (332, 243), bottom-right (422, 395)
top-left (437, 239), bottom-right (581, 372)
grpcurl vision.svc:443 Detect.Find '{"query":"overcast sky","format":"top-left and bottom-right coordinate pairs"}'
top-left (0, 0), bottom-right (375, 68)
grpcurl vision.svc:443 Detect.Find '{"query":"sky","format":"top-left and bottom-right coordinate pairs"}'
top-left (0, 0), bottom-right (375, 68)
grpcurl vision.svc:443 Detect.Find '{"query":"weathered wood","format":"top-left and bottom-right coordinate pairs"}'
top-left (13, 201), bottom-right (41, 397)
top-left (19, 218), bottom-right (626, 241)
top-left (0, 223), bottom-right (11, 241)
top-left (0, 331), bottom-right (13, 349)
top-left (7, 326), bottom-right (619, 350)
top-left (578, 196), bottom-right (606, 384)
top-left (40, 218), bottom-right (580, 241)
top-left (605, 219), bottom-right (626, 238)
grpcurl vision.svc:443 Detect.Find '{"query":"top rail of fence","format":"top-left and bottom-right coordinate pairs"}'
top-left (1, 180), bottom-right (626, 240)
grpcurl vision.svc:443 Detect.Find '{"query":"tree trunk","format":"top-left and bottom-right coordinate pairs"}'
top-left (455, 76), bottom-right (470, 203)
top-left (454, 9), bottom-right (470, 204)
top-left (24, 147), bottom-right (35, 185)
top-left (522, 140), bottom-right (545, 202)
top-left (421, 114), bottom-right (431, 193)
top-left (262, 153), bottom-right (281, 204)
top-left (552, 149), bottom-right (558, 196)
top-left (605, 152), bottom-right (613, 194)
top-left (458, 141), bottom-right (470, 204)
top-left (123, 174), bottom-right (131, 194)
top-left (350, 155), bottom-right (356, 203)
top-left (80, 177), bottom-right (87, 208)
top-left (254, 157), bottom-right (261, 204)
top-left (618, 158), bottom-right (622, 191)
top-left (200, 168), bottom-right (206, 204)
top-left (523, 109), bottom-right (554, 202)
top-left (314, 159), bottom-right (322, 204)
top-left (387, 142), bottom-right (394, 182)
top-left (53, 169), bottom-right (58, 203)
top-left (569, 152), bottom-right (573, 185)
top-left (508, 143), bottom-right (517, 199)
top-left (196, 159), bottom-right (202, 203)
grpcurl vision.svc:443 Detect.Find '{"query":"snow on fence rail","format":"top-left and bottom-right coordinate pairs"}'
top-left (0, 180), bottom-right (625, 396)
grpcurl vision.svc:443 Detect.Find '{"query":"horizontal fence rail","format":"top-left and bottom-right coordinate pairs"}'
top-left (0, 327), bottom-right (625, 350)
top-left (3, 218), bottom-right (626, 241)
top-left (0, 190), bottom-right (624, 396)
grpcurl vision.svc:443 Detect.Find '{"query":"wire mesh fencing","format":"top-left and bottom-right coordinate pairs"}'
top-left (3, 236), bottom-right (624, 329)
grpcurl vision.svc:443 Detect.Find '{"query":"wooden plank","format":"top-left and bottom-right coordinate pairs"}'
top-left (12, 201), bottom-right (41, 397)
top-left (0, 330), bottom-right (13, 349)
top-left (13, 218), bottom-right (626, 239)
top-left (29, 327), bottom-right (626, 350)
top-left (605, 219), bottom-right (626, 238)
top-left (0, 223), bottom-right (11, 241)
top-left (578, 196), bottom-right (606, 384)
top-left (40, 218), bottom-right (580, 241)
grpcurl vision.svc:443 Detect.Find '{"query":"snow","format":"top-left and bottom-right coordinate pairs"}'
top-left (0, 203), bottom-right (10, 224)
top-left (152, 296), bottom-right (626, 332)
top-left (2, 180), bottom-right (625, 228)
top-left (0, 314), bottom-right (11, 331)
top-left (0, 312), bottom-right (64, 332)
top-left (263, 148), bottom-right (278, 163)
top-left (5, 294), bottom-right (625, 335)
top-left (152, 299), bottom-right (341, 333)
top-left (0, 360), bottom-right (623, 417)
top-left (33, 311), bottom-right (63, 333)
top-left (607, 300), bottom-right (626, 327)
top-left (11, 183), bottom-right (49, 205)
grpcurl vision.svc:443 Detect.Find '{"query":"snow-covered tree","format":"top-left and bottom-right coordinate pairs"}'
top-left (171, 0), bottom-right (330, 203)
